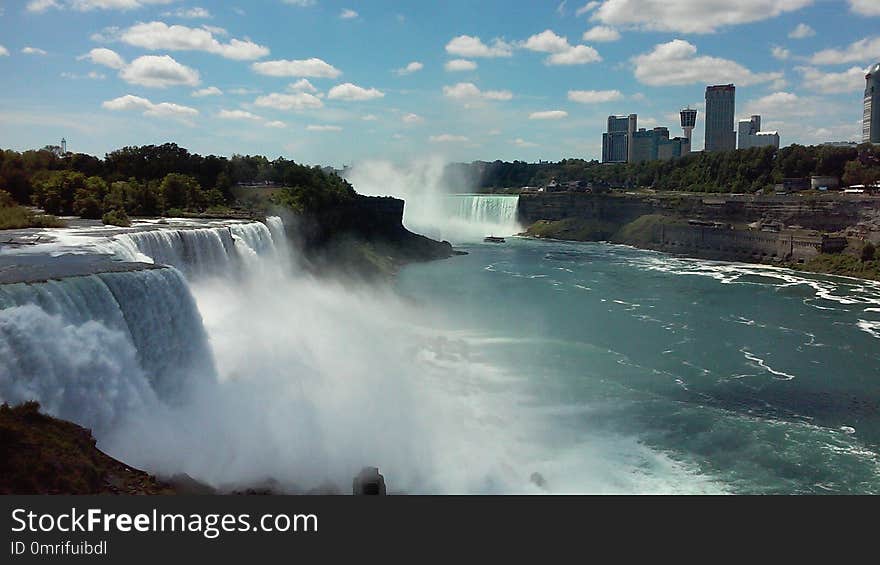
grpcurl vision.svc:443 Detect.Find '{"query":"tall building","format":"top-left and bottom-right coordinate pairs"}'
top-left (602, 114), bottom-right (637, 163)
top-left (738, 115), bottom-right (760, 149)
top-left (630, 127), bottom-right (690, 163)
top-left (749, 131), bottom-right (780, 149)
top-left (739, 115), bottom-right (780, 150)
top-left (705, 84), bottom-right (736, 152)
top-left (865, 62), bottom-right (880, 144)
top-left (680, 107), bottom-right (697, 152)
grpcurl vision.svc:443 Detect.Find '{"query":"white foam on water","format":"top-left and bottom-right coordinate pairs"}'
top-left (0, 217), bottom-right (728, 494)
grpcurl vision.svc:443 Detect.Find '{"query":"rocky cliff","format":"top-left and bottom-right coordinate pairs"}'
top-left (518, 192), bottom-right (877, 232)
top-left (519, 192), bottom-right (878, 266)
top-left (289, 195), bottom-right (459, 279)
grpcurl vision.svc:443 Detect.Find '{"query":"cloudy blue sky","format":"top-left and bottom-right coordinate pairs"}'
top-left (0, 0), bottom-right (878, 166)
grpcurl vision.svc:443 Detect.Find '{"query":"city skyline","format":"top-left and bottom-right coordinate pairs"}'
top-left (0, 1), bottom-right (879, 166)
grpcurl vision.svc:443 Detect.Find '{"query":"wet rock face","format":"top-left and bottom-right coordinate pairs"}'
top-left (0, 254), bottom-right (160, 285)
top-left (353, 467), bottom-right (387, 495)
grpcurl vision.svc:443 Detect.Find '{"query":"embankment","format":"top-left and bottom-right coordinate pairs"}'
top-left (519, 192), bottom-right (878, 266)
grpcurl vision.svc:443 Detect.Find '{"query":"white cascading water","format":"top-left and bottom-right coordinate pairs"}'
top-left (0, 214), bottom-right (714, 493)
top-left (0, 268), bottom-right (214, 431)
top-left (90, 221), bottom-right (279, 277)
top-left (344, 159), bottom-right (522, 243)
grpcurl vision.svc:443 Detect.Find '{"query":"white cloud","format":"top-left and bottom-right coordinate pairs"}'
top-left (402, 113), bottom-right (424, 124)
top-left (513, 138), bottom-right (538, 147)
top-left (796, 66), bottom-right (868, 94)
top-left (575, 2), bottom-right (599, 16)
top-left (120, 21), bottom-right (269, 60)
top-left (788, 23), bottom-right (815, 39)
top-left (521, 29), bottom-right (601, 65)
top-left (849, 0), bottom-right (880, 16)
top-left (632, 39), bottom-right (782, 86)
top-left (809, 36), bottom-right (880, 65)
top-left (30, 1), bottom-right (179, 13)
top-left (547, 45), bottom-right (601, 65)
top-left (306, 124), bottom-right (343, 131)
top-left (590, 0), bottom-right (813, 34)
top-left (21, 47), bottom-right (48, 55)
top-left (0, 46), bottom-right (8, 57)
top-left (362, 114), bottom-right (378, 121)
top-left (78, 47), bottom-right (126, 69)
top-left (289, 79), bottom-right (318, 92)
top-left (530, 110), bottom-right (568, 120)
top-left (445, 59), bottom-right (477, 72)
top-left (568, 89), bottom-right (623, 103)
top-left (581, 25), bottom-right (620, 42)
top-left (102, 94), bottom-right (198, 120)
top-left (339, 8), bottom-right (358, 19)
top-left (771, 46), bottom-right (790, 60)
top-left (445, 35), bottom-right (513, 58)
top-left (192, 86), bottom-right (222, 97)
top-left (283, 0), bottom-right (315, 6)
top-left (429, 134), bottom-right (469, 143)
top-left (252, 58), bottom-right (341, 78)
top-left (443, 82), bottom-right (513, 102)
top-left (743, 91), bottom-right (816, 118)
top-left (254, 92), bottom-right (324, 111)
top-left (61, 71), bottom-right (106, 80)
top-left (26, 0), bottom-right (61, 12)
top-left (394, 61), bottom-right (423, 76)
top-left (327, 83), bottom-right (384, 101)
top-left (522, 30), bottom-right (571, 53)
top-left (201, 25), bottom-right (227, 36)
top-left (218, 109), bottom-right (262, 120)
top-left (119, 55), bottom-right (200, 88)
top-left (164, 7), bottom-right (211, 19)
top-left (89, 26), bottom-right (121, 42)
top-left (265, 120), bottom-right (287, 128)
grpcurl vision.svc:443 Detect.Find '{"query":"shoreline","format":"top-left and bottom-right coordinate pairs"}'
top-left (518, 233), bottom-right (880, 284)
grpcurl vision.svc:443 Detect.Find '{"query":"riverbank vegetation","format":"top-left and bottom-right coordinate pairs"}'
top-left (454, 143), bottom-right (880, 193)
top-left (0, 189), bottom-right (65, 230)
top-left (797, 250), bottom-right (880, 281)
top-left (0, 144), bottom-right (353, 222)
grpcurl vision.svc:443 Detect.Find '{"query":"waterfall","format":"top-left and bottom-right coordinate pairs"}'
top-left (451, 195), bottom-right (521, 233)
top-left (0, 267), bottom-right (215, 431)
top-left (0, 218), bottom-right (290, 432)
top-left (90, 220), bottom-right (280, 277)
top-left (403, 194), bottom-right (521, 243)
top-left (343, 160), bottom-right (521, 244)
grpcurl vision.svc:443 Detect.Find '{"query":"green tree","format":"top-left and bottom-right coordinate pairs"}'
top-left (73, 176), bottom-right (108, 219)
top-left (159, 173), bottom-right (201, 211)
top-left (31, 171), bottom-right (86, 215)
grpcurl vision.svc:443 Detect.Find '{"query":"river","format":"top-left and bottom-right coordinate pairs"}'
top-left (1, 197), bottom-right (878, 493)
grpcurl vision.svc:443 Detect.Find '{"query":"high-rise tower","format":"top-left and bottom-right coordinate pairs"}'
top-left (864, 63), bottom-right (880, 144)
top-left (680, 108), bottom-right (697, 153)
top-left (704, 84), bottom-right (736, 152)
top-left (602, 114), bottom-right (637, 163)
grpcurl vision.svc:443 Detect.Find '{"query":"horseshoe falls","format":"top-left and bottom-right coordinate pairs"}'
top-left (343, 159), bottom-right (522, 243)
top-left (2, 213), bottom-right (880, 494)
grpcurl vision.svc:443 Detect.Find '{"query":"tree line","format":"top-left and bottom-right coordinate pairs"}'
top-left (457, 143), bottom-right (880, 193)
top-left (0, 143), bottom-right (355, 226)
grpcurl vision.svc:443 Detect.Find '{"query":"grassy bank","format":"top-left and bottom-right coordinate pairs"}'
top-left (794, 253), bottom-right (880, 281)
top-left (0, 205), bottom-right (65, 230)
top-left (524, 218), bottom-right (620, 241)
